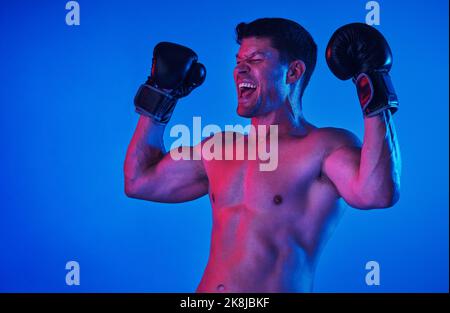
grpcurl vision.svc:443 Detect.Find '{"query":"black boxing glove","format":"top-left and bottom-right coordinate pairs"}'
top-left (325, 23), bottom-right (398, 117)
top-left (134, 42), bottom-right (206, 124)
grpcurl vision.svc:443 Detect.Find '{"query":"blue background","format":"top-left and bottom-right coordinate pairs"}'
top-left (0, 0), bottom-right (448, 292)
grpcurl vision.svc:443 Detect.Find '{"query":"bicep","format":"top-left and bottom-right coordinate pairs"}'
top-left (130, 144), bottom-right (209, 203)
top-left (322, 133), bottom-right (365, 208)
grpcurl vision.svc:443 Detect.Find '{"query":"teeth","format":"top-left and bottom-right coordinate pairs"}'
top-left (238, 82), bottom-right (257, 89)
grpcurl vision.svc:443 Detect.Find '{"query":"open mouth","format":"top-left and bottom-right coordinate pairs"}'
top-left (238, 81), bottom-right (257, 100)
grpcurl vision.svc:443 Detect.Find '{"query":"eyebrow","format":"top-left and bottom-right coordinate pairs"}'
top-left (236, 50), bottom-right (266, 60)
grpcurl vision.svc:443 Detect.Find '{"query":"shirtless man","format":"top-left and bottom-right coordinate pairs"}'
top-left (124, 18), bottom-right (401, 292)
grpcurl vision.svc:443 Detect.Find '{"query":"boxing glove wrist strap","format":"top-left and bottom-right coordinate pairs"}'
top-left (134, 84), bottom-right (178, 124)
top-left (354, 70), bottom-right (399, 118)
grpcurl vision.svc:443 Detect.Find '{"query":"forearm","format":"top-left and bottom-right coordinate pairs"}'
top-left (124, 115), bottom-right (166, 191)
top-left (357, 110), bottom-right (401, 205)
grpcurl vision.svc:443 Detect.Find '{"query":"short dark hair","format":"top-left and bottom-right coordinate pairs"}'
top-left (235, 18), bottom-right (317, 98)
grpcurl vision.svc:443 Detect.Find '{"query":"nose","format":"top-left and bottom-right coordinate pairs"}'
top-left (235, 62), bottom-right (250, 74)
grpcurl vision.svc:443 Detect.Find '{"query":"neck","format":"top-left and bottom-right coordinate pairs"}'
top-left (250, 100), bottom-right (311, 137)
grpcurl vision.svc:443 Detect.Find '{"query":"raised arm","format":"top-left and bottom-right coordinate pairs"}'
top-left (124, 115), bottom-right (208, 203)
top-left (323, 23), bottom-right (401, 209)
top-left (323, 112), bottom-right (401, 209)
top-left (124, 41), bottom-right (207, 203)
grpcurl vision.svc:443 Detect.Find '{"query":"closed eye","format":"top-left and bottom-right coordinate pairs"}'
top-left (236, 59), bottom-right (264, 65)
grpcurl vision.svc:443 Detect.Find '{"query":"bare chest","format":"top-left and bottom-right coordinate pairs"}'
top-left (204, 140), bottom-right (325, 212)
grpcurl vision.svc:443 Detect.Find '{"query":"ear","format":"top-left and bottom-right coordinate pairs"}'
top-left (286, 60), bottom-right (306, 84)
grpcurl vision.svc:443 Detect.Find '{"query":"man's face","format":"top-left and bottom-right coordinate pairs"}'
top-left (234, 37), bottom-right (288, 117)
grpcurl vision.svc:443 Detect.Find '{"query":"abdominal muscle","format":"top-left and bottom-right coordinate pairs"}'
top-left (196, 205), bottom-right (315, 293)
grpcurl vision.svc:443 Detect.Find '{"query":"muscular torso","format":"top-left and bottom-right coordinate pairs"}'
top-left (196, 129), bottom-right (345, 292)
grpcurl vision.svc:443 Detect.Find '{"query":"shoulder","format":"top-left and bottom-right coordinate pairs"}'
top-left (310, 127), bottom-right (362, 150)
top-left (196, 131), bottom-right (247, 155)
top-left (199, 131), bottom-right (246, 144)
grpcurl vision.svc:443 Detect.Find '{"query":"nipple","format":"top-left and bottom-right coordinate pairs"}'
top-left (273, 194), bottom-right (283, 205)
